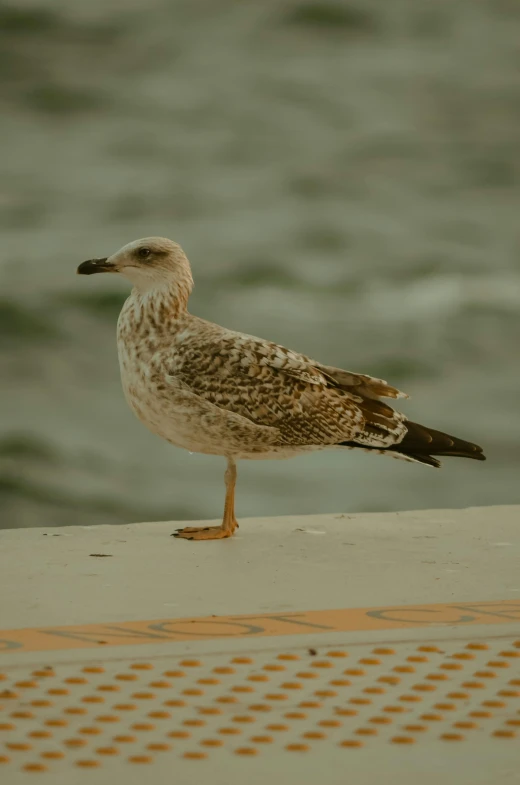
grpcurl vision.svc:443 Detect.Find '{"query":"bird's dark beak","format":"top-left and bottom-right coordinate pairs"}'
top-left (77, 257), bottom-right (115, 275)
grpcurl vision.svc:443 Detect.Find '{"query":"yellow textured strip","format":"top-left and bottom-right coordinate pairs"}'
top-left (1, 601), bottom-right (518, 654)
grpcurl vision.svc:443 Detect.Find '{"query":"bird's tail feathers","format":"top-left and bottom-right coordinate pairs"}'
top-left (339, 420), bottom-right (486, 468)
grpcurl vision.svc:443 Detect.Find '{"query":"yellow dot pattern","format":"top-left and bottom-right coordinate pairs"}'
top-left (0, 638), bottom-right (518, 770)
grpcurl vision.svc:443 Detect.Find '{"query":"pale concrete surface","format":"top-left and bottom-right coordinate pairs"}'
top-left (1, 506), bottom-right (519, 629)
top-left (0, 506), bottom-right (519, 785)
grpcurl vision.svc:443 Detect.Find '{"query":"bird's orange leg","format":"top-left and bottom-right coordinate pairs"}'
top-left (173, 458), bottom-right (238, 541)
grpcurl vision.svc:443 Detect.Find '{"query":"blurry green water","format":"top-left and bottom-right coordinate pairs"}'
top-left (1, 0), bottom-right (519, 528)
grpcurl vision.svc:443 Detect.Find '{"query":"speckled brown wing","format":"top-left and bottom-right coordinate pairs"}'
top-left (164, 320), bottom-right (408, 449)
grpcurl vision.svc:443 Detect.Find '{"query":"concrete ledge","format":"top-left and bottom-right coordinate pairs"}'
top-left (1, 506), bottom-right (519, 784)
top-left (1, 506), bottom-right (518, 631)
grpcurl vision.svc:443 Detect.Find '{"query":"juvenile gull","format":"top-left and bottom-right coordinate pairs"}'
top-left (77, 237), bottom-right (486, 540)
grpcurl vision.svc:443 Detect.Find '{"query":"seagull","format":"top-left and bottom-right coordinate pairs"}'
top-left (77, 237), bottom-right (486, 540)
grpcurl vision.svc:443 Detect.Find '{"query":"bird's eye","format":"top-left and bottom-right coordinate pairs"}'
top-left (138, 247), bottom-right (151, 259)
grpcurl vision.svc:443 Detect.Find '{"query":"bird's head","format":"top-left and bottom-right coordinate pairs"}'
top-left (77, 237), bottom-right (193, 294)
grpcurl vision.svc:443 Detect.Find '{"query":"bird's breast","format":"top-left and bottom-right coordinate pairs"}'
top-left (116, 332), bottom-right (210, 453)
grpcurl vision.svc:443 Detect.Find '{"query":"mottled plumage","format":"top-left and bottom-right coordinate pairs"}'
top-left (78, 237), bottom-right (486, 540)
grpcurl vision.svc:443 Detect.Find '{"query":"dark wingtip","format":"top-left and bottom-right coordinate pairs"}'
top-left (397, 422), bottom-right (487, 463)
top-left (441, 450), bottom-right (487, 462)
